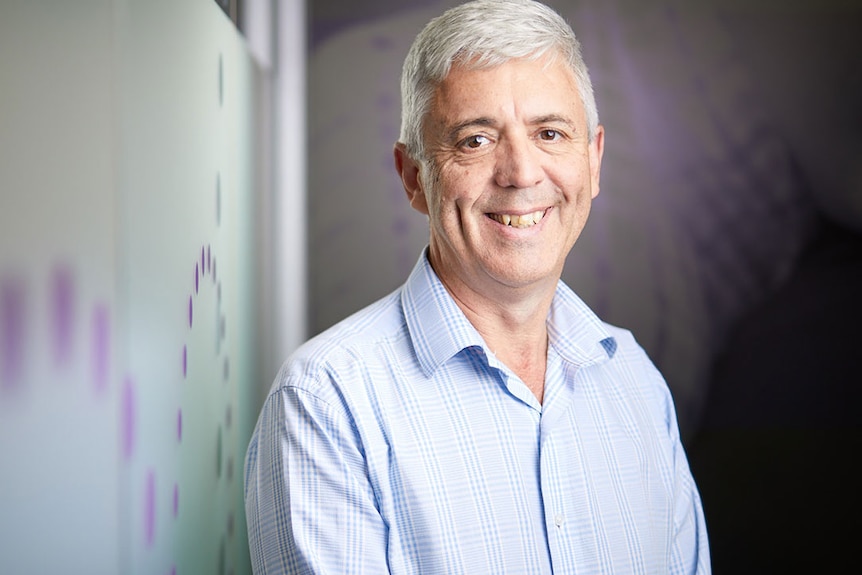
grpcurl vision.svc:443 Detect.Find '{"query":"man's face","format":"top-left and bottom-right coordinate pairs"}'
top-left (398, 54), bottom-right (604, 301)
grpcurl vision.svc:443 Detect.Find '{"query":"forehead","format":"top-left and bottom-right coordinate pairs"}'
top-left (430, 55), bottom-right (584, 126)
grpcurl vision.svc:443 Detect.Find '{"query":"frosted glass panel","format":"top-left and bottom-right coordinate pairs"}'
top-left (0, 1), bottom-right (269, 574)
top-left (0, 2), bottom-right (119, 573)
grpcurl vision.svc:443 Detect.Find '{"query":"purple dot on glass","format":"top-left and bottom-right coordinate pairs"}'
top-left (144, 469), bottom-right (156, 548)
top-left (188, 296), bottom-right (193, 329)
top-left (182, 345), bottom-right (187, 378)
top-left (121, 377), bottom-right (136, 460)
top-left (170, 565), bottom-right (176, 575)
top-left (177, 408), bottom-right (183, 442)
top-left (173, 483), bottom-right (179, 518)
top-left (1, 276), bottom-right (27, 391)
top-left (51, 264), bottom-right (74, 367)
top-left (195, 263), bottom-right (199, 294)
top-left (92, 304), bottom-right (110, 394)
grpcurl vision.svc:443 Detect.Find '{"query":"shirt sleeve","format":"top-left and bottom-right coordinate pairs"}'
top-left (603, 326), bottom-right (712, 574)
top-left (244, 382), bottom-right (390, 575)
top-left (669, 445), bottom-right (711, 574)
top-left (663, 385), bottom-right (711, 575)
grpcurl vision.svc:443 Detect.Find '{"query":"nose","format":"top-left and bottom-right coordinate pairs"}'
top-left (494, 135), bottom-right (544, 189)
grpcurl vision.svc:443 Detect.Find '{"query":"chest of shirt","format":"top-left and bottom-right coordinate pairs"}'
top-left (335, 347), bottom-right (676, 573)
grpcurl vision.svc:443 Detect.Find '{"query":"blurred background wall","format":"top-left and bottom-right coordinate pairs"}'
top-left (1, 0), bottom-right (860, 573)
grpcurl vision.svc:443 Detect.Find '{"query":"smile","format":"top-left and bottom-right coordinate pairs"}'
top-left (488, 210), bottom-right (546, 229)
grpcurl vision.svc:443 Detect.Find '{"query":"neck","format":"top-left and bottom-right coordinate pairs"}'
top-left (437, 269), bottom-right (557, 404)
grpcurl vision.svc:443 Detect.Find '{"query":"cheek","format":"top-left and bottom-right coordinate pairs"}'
top-left (425, 187), bottom-right (453, 229)
top-left (552, 161), bottom-right (590, 195)
top-left (442, 167), bottom-right (486, 204)
top-left (433, 160), bottom-right (497, 221)
top-left (432, 173), bottom-right (463, 211)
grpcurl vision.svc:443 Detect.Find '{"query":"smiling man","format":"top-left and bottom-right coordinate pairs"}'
top-left (395, 53), bottom-right (603, 405)
top-left (245, 1), bottom-right (710, 574)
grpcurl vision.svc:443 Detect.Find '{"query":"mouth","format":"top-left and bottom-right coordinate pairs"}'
top-left (487, 209), bottom-right (547, 229)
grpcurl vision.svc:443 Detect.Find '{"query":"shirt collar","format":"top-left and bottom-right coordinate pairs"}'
top-left (547, 281), bottom-right (617, 367)
top-left (401, 249), bottom-right (617, 377)
top-left (401, 250), bottom-right (487, 377)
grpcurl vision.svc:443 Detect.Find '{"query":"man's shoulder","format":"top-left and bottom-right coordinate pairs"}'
top-left (595, 320), bottom-right (675, 412)
top-left (313, 287), bottom-right (405, 344)
top-left (271, 288), bottom-right (409, 391)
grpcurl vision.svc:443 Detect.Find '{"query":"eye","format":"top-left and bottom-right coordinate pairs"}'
top-left (460, 134), bottom-right (491, 150)
top-left (538, 129), bottom-right (561, 141)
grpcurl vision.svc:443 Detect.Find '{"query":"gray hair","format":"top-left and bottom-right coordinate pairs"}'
top-left (398, 0), bottom-right (600, 161)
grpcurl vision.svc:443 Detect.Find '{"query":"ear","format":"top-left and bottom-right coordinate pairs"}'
top-left (394, 143), bottom-right (429, 215)
top-left (588, 125), bottom-right (605, 200)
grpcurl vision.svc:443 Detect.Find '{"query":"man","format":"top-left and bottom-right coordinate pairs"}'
top-left (245, 1), bottom-right (710, 573)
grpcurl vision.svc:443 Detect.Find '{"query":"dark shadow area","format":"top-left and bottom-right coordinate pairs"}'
top-left (688, 217), bottom-right (862, 573)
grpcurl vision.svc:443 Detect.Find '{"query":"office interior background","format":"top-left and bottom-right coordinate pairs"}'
top-left (1, 0), bottom-right (859, 573)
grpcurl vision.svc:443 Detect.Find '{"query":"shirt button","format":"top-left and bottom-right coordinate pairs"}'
top-left (554, 513), bottom-right (564, 527)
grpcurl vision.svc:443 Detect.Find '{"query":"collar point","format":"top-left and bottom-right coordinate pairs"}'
top-left (600, 336), bottom-right (617, 359)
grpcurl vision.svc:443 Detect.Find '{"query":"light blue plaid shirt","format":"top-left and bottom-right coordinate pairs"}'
top-left (245, 251), bottom-right (710, 574)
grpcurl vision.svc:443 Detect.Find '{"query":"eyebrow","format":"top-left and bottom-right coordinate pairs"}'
top-left (530, 114), bottom-right (578, 130)
top-left (445, 117), bottom-right (497, 142)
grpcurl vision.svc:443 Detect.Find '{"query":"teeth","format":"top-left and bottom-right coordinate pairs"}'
top-left (492, 210), bottom-right (545, 228)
